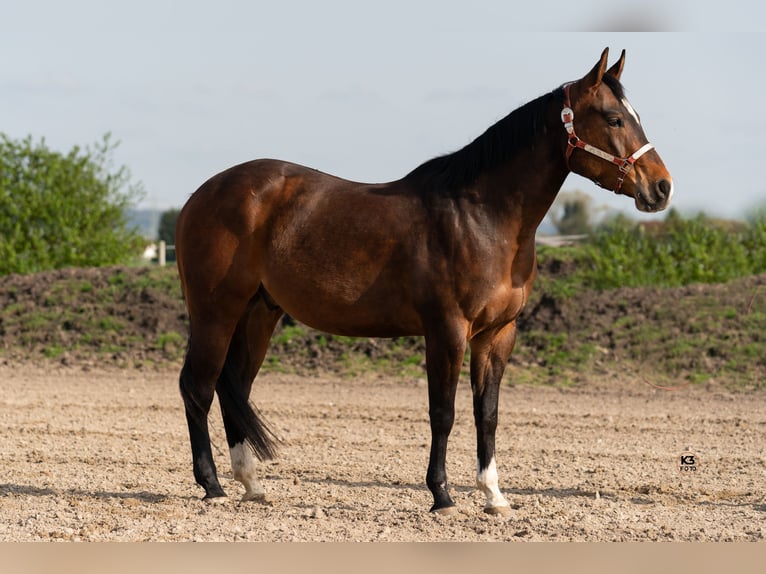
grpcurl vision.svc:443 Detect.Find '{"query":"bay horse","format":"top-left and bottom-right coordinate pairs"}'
top-left (175, 48), bottom-right (672, 515)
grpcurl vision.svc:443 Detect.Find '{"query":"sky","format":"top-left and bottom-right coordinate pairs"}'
top-left (2, 1), bottom-right (765, 221)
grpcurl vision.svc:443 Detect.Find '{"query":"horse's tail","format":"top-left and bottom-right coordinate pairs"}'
top-left (215, 355), bottom-right (280, 461)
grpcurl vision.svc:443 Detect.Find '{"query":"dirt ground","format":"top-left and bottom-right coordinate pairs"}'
top-left (0, 365), bottom-right (764, 542)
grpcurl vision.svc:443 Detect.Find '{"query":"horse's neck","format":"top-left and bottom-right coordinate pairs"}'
top-left (475, 138), bottom-right (569, 243)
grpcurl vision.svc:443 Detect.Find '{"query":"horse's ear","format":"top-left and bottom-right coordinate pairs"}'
top-left (582, 47), bottom-right (610, 90)
top-left (606, 49), bottom-right (626, 81)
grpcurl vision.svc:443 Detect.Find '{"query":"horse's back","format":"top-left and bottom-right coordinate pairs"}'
top-left (194, 159), bottom-right (372, 199)
top-left (181, 158), bottom-right (398, 230)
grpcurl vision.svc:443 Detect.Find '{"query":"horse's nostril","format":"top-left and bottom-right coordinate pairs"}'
top-left (657, 179), bottom-right (672, 200)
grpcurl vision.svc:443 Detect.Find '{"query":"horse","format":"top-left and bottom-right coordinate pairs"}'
top-left (175, 48), bottom-right (673, 515)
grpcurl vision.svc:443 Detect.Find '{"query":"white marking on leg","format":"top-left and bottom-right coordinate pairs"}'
top-left (230, 442), bottom-right (266, 501)
top-left (621, 97), bottom-right (640, 125)
top-left (476, 457), bottom-right (509, 511)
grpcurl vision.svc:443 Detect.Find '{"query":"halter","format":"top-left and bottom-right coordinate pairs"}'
top-left (561, 82), bottom-right (654, 193)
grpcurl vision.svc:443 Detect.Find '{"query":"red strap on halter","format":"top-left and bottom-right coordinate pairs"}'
top-left (561, 82), bottom-right (654, 193)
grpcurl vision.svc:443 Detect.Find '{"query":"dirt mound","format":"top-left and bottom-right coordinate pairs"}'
top-left (517, 274), bottom-right (766, 386)
top-left (0, 266), bottom-right (187, 367)
top-left (1, 265), bottom-right (765, 387)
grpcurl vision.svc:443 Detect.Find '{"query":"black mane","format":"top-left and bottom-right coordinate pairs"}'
top-left (406, 86), bottom-right (564, 193)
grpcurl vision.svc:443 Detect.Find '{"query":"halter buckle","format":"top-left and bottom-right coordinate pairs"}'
top-left (561, 107), bottom-right (574, 134)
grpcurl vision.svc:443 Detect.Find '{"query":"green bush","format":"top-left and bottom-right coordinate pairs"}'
top-left (0, 133), bottom-right (145, 275)
top-left (578, 210), bottom-right (766, 289)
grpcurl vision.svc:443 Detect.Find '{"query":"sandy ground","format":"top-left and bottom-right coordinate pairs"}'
top-left (0, 365), bottom-right (764, 542)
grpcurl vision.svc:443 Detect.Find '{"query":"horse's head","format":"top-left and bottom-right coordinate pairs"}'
top-left (562, 48), bottom-right (673, 213)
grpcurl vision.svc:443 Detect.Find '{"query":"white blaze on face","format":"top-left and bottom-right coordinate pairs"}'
top-left (620, 95), bottom-right (675, 209)
top-left (621, 97), bottom-right (640, 125)
top-left (230, 442), bottom-right (266, 501)
top-left (476, 457), bottom-right (509, 510)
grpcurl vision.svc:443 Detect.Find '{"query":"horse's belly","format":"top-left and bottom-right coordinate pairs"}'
top-left (269, 289), bottom-right (424, 337)
top-left (261, 260), bottom-right (424, 337)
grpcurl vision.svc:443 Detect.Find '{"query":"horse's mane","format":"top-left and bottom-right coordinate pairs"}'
top-left (405, 86), bottom-right (565, 193)
top-left (406, 75), bottom-right (625, 194)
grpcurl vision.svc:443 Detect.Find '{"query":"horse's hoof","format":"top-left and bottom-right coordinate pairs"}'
top-left (203, 495), bottom-right (228, 505)
top-left (241, 492), bottom-right (268, 503)
top-left (431, 505), bottom-right (459, 516)
top-left (483, 505), bottom-right (512, 517)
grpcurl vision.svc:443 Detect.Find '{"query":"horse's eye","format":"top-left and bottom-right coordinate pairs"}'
top-left (607, 117), bottom-right (623, 128)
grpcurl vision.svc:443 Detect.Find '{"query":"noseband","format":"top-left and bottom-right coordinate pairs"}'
top-left (561, 82), bottom-right (654, 193)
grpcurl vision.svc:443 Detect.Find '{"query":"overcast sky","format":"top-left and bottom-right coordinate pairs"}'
top-left (2, 1), bottom-right (764, 220)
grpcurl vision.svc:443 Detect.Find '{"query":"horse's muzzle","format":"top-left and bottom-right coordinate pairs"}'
top-left (635, 178), bottom-right (673, 213)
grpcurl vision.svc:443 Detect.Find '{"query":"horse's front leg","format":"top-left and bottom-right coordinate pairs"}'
top-left (469, 322), bottom-right (516, 515)
top-left (424, 322), bottom-right (468, 515)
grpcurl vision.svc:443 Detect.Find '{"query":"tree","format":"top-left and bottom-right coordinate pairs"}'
top-left (157, 208), bottom-right (180, 263)
top-left (0, 133), bottom-right (145, 275)
top-left (158, 208), bottom-right (180, 245)
top-left (549, 190), bottom-right (595, 235)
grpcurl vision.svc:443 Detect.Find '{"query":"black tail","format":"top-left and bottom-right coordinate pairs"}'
top-left (216, 358), bottom-right (280, 461)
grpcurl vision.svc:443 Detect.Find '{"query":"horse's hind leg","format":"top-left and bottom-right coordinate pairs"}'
top-left (218, 293), bottom-right (283, 501)
top-left (180, 312), bottom-right (244, 501)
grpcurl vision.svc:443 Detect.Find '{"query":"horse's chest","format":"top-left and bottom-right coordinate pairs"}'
top-left (468, 278), bottom-right (530, 331)
top-left (496, 281), bottom-right (530, 319)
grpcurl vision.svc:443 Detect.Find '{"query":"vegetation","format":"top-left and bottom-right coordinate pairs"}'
top-left (538, 208), bottom-right (766, 291)
top-left (589, 210), bottom-right (766, 287)
top-left (0, 133), bottom-right (145, 275)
